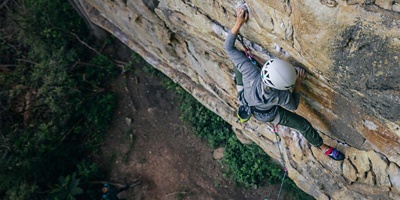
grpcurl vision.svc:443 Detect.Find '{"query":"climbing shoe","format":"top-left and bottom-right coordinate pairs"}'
top-left (324, 147), bottom-right (344, 161)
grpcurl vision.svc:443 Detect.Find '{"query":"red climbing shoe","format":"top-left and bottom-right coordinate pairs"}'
top-left (324, 147), bottom-right (344, 161)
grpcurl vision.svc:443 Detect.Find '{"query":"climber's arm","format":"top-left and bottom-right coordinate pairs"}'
top-left (223, 7), bottom-right (250, 66)
top-left (275, 90), bottom-right (300, 111)
top-left (294, 67), bottom-right (306, 93)
top-left (276, 67), bottom-right (306, 110)
top-left (223, 7), bottom-right (261, 84)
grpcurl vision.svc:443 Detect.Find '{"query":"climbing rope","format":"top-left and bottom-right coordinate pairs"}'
top-left (273, 124), bottom-right (288, 200)
top-left (237, 33), bottom-right (257, 65)
top-left (237, 32), bottom-right (287, 200)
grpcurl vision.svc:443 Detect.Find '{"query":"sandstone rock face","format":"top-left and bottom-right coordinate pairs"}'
top-left (73, 0), bottom-right (400, 199)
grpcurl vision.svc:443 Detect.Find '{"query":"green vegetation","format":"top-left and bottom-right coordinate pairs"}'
top-left (0, 0), bottom-right (117, 199)
top-left (142, 63), bottom-right (314, 199)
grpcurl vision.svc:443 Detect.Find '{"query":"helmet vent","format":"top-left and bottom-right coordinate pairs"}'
top-left (267, 80), bottom-right (274, 86)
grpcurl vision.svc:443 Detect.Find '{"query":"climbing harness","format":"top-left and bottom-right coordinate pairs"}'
top-left (273, 124), bottom-right (287, 200)
top-left (237, 33), bottom-right (257, 65)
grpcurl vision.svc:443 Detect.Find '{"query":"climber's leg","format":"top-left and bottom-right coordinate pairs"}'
top-left (276, 107), bottom-right (344, 160)
top-left (277, 107), bottom-right (323, 147)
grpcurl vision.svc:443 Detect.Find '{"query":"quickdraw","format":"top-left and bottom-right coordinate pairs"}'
top-left (237, 33), bottom-right (257, 65)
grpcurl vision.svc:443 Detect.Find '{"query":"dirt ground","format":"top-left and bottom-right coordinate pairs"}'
top-left (96, 41), bottom-right (291, 200)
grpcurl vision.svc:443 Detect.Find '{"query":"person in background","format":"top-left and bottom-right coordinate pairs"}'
top-left (101, 182), bottom-right (129, 200)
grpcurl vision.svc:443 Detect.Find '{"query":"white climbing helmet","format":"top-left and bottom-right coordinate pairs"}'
top-left (261, 59), bottom-right (296, 90)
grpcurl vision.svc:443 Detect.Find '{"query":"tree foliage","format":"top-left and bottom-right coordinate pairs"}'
top-left (0, 0), bottom-right (117, 199)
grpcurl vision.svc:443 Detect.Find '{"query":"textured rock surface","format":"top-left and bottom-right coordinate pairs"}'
top-left (73, 0), bottom-right (400, 199)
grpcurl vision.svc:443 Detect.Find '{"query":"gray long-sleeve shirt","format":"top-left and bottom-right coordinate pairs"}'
top-left (223, 32), bottom-right (300, 122)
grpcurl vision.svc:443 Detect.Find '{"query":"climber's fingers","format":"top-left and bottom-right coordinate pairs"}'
top-left (296, 67), bottom-right (306, 80)
top-left (244, 10), bottom-right (249, 21)
top-left (236, 7), bottom-right (248, 23)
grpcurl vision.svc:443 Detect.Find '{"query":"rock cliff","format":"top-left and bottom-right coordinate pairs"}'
top-left (73, 0), bottom-right (400, 199)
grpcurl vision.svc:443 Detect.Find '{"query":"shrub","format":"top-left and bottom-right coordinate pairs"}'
top-left (224, 135), bottom-right (277, 187)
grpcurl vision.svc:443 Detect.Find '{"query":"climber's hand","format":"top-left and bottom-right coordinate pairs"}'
top-left (296, 67), bottom-right (306, 81)
top-left (294, 67), bottom-right (306, 93)
top-left (236, 7), bottom-right (248, 26)
top-left (231, 7), bottom-right (249, 35)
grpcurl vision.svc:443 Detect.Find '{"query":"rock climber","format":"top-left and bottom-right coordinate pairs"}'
top-left (224, 7), bottom-right (344, 161)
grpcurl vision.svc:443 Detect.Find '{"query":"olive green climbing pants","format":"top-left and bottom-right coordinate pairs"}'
top-left (277, 107), bottom-right (323, 147)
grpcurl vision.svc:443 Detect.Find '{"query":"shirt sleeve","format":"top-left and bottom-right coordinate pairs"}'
top-left (223, 32), bottom-right (249, 66)
top-left (275, 90), bottom-right (301, 110)
top-left (223, 32), bottom-right (260, 87)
